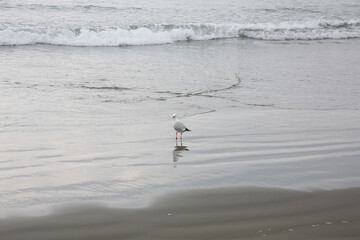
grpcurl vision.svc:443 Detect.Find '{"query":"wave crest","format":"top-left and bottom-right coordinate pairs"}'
top-left (1, 20), bottom-right (359, 47)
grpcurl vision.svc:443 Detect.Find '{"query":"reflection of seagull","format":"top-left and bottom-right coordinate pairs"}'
top-left (173, 145), bottom-right (189, 163)
top-left (172, 114), bottom-right (191, 139)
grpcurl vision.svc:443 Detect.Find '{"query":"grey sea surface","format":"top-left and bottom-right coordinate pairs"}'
top-left (1, 37), bottom-right (360, 217)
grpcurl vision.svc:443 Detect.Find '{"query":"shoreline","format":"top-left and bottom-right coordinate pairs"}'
top-left (1, 108), bottom-right (360, 219)
top-left (1, 186), bottom-right (360, 240)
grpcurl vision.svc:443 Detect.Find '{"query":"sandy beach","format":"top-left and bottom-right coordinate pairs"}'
top-left (3, 107), bottom-right (360, 240)
top-left (1, 186), bottom-right (360, 240)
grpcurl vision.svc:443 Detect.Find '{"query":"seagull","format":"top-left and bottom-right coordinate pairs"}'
top-left (172, 114), bottom-right (191, 139)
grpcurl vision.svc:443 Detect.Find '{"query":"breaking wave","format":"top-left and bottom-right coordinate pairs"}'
top-left (1, 19), bottom-right (359, 46)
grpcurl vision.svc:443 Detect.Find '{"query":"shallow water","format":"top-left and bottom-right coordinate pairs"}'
top-left (1, 0), bottom-right (360, 217)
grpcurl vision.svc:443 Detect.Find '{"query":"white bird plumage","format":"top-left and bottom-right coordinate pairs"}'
top-left (172, 114), bottom-right (191, 139)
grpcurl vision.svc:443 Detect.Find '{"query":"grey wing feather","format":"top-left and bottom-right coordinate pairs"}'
top-left (174, 121), bottom-right (186, 132)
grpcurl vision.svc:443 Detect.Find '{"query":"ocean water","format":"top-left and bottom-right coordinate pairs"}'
top-left (1, 0), bottom-right (360, 45)
top-left (1, 0), bottom-right (360, 216)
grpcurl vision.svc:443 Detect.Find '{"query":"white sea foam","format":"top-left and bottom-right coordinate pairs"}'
top-left (0, 20), bottom-right (359, 46)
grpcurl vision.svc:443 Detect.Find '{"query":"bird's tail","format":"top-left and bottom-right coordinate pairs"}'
top-left (185, 128), bottom-right (191, 131)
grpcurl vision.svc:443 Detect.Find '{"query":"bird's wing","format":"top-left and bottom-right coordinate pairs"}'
top-left (174, 121), bottom-right (186, 131)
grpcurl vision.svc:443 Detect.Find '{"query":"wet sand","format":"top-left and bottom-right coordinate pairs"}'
top-left (1, 39), bottom-right (360, 239)
top-left (1, 187), bottom-right (359, 240)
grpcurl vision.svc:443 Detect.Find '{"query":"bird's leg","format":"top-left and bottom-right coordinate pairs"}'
top-left (181, 132), bottom-right (183, 139)
top-left (176, 132), bottom-right (178, 139)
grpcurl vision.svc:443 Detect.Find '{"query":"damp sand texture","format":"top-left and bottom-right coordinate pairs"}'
top-left (1, 187), bottom-right (360, 240)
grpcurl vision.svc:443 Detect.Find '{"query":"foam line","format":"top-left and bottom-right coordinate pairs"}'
top-left (1, 20), bottom-right (359, 46)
